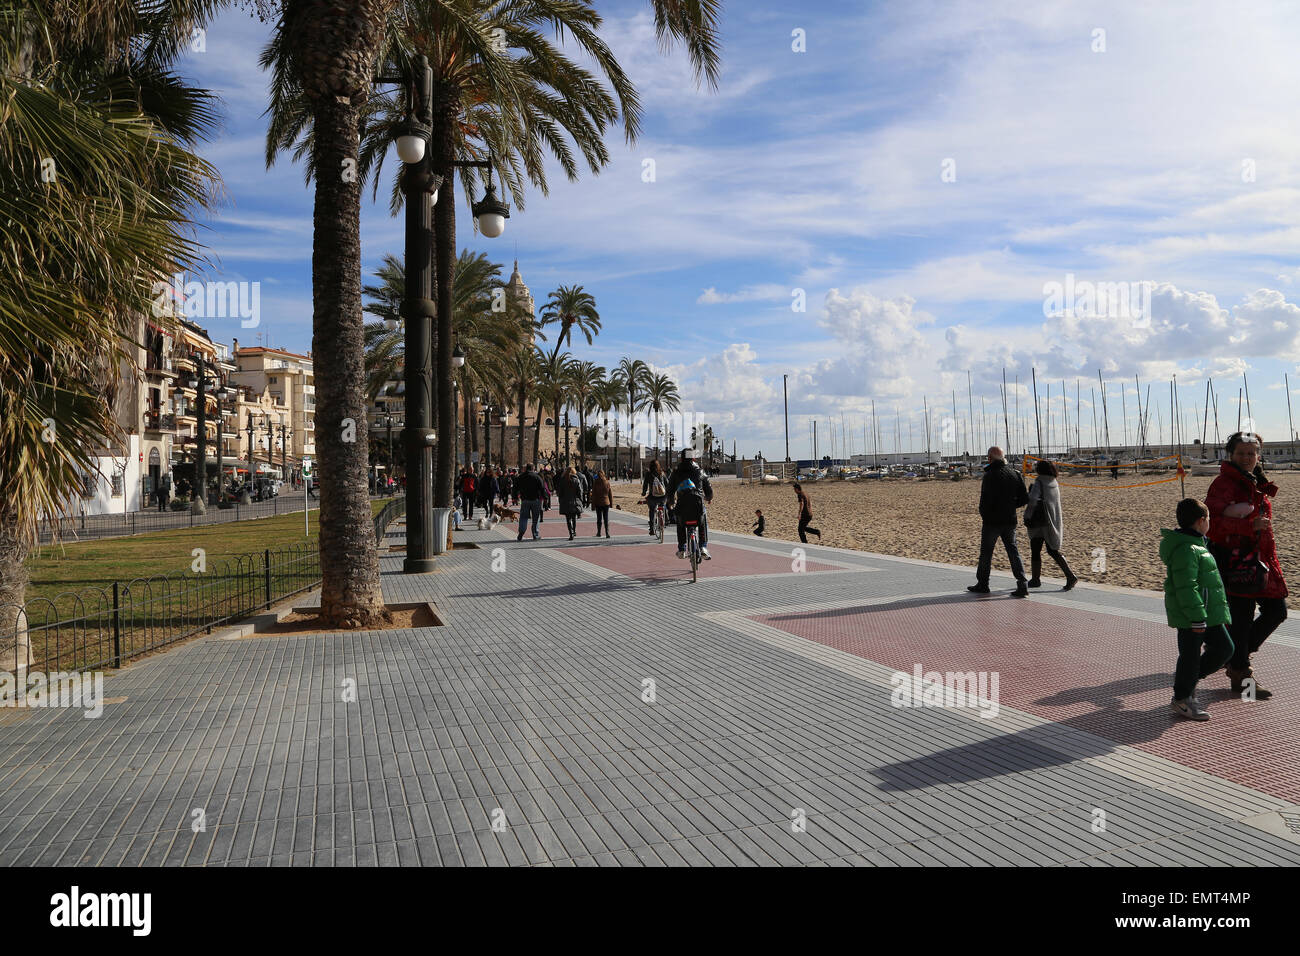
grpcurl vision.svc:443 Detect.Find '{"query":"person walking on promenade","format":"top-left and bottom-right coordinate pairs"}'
top-left (515, 464), bottom-right (545, 540)
top-left (477, 466), bottom-right (498, 516)
top-left (642, 460), bottom-right (668, 535)
top-left (459, 467), bottom-right (476, 521)
top-left (968, 446), bottom-right (1030, 597)
top-left (1206, 431), bottom-right (1286, 699)
top-left (591, 469), bottom-right (613, 538)
top-left (1163, 498), bottom-right (1234, 720)
top-left (1025, 460), bottom-right (1078, 590)
top-left (792, 483), bottom-right (821, 542)
top-left (558, 466), bottom-right (582, 540)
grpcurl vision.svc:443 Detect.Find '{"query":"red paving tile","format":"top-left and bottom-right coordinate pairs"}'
top-left (490, 514), bottom-right (645, 539)
top-left (557, 537), bottom-right (844, 582)
top-left (755, 596), bottom-right (1300, 801)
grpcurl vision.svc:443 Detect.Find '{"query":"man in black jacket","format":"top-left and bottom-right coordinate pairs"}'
top-left (666, 450), bottom-right (714, 559)
top-left (515, 464), bottom-right (546, 540)
top-left (969, 447), bottom-right (1030, 597)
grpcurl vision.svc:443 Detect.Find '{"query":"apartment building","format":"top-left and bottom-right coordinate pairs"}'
top-left (230, 342), bottom-right (317, 481)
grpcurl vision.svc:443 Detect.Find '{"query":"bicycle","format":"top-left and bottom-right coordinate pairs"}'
top-left (654, 502), bottom-right (666, 543)
top-left (684, 518), bottom-right (701, 582)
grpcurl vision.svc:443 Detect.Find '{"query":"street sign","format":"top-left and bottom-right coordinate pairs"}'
top-left (301, 457), bottom-right (313, 478)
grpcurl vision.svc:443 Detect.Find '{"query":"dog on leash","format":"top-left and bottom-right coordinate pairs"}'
top-left (495, 503), bottom-right (519, 521)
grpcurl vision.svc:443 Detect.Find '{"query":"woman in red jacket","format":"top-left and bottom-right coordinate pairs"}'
top-left (1205, 431), bottom-right (1287, 699)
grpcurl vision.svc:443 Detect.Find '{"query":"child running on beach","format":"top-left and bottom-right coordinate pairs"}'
top-left (753, 509), bottom-right (765, 536)
top-left (1161, 498), bottom-right (1234, 721)
top-left (792, 482), bottom-right (821, 543)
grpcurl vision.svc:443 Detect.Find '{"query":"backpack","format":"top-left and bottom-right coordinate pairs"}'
top-left (651, 475), bottom-right (666, 497)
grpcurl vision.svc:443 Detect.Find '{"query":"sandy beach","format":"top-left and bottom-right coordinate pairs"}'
top-left (611, 470), bottom-right (1300, 608)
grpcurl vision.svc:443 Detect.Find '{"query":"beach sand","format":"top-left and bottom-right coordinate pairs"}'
top-left (610, 471), bottom-right (1300, 608)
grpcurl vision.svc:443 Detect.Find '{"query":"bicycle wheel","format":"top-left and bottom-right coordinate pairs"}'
top-left (657, 508), bottom-right (664, 543)
top-left (690, 532), bottom-right (698, 582)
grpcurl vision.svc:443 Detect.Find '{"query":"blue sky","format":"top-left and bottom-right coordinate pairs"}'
top-left (180, 0), bottom-right (1300, 459)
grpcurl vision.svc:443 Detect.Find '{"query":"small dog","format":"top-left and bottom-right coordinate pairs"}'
top-left (495, 504), bottom-right (520, 521)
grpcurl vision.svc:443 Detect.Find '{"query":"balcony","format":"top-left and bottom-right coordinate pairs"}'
top-left (143, 410), bottom-right (177, 432)
top-left (301, 385), bottom-right (315, 396)
top-left (144, 354), bottom-right (176, 378)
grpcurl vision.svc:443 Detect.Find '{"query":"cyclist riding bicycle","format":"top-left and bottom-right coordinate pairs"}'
top-left (666, 449), bottom-right (713, 560)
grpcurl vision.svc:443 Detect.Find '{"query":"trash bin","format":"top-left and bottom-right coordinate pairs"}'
top-left (431, 507), bottom-right (453, 555)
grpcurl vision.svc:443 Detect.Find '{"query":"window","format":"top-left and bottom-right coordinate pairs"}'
top-left (110, 473), bottom-right (123, 497)
top-left (269, 376), bottom-right (278, 384)
top-left (81, 472), bottom-right (97, 498)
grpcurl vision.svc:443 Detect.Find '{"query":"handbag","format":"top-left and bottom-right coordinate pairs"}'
top-left (1024, 503), bottom-right (1046, 528)
top-left (1219, 542), bottom-right (1269, 593)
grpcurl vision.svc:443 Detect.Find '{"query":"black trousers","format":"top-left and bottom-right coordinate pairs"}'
top-left (798, 517), bottom-right (820, 543)
top-left (1030, 536), bottom-right (1074, 581)
top-left (1226, 594), bottom-right (1287, 671)
top-left (594, 506), bottom-right (610, 534)
top-left (1173, 625), bottom-right (1234, 700)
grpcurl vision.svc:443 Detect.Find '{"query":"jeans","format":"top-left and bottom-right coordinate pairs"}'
top-left (976, 523), bottom-right (1027, 584)
top-left (675, 509), bottom-right (708, 550)
top-left (1226, 595), bottom-right (1287, 671)
top-left (462, 494), bottom-right (474, 520)
top-left (1173, 625), bottom-right (1234, 699)
top-left (647, 495), bottom-right (666, 533)
top-left (518, 499), bottom-right (541, 538)
top-left (565, 513), bottom-right (577, 536)
top-left (595, 506), bottom-right (610, 534)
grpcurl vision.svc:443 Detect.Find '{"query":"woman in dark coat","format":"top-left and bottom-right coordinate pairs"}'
top-left (557, 466), bottom-right (582, 540)
top-left (1206, 431), bottom-right (1287, 699)
top-left (590, 470), bottom-right (613, 538)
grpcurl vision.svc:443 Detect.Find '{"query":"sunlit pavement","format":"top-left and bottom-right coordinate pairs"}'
top-left (2, 505), bottom-right (1299, 866)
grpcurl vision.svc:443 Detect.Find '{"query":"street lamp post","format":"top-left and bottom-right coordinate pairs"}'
top-left (784, 373), bottom-right (790, 462)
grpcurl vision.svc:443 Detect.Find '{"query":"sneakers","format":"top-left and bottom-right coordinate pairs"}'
top-left (1011, 583), bottom-right (1029, 598)
top-left (701, 548), bottom-right (711, 560)
top-left (676, 550), bottom-right (686, 560)
top-left (967, 584), bottom-right (991, 594)
top-left (1171, 696), bottom-right (1210, 721)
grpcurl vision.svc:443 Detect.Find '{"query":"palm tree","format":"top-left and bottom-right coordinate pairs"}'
top-left (535, 351), bottom-right (574, 468)
top-left (266, 0), bottom-right (398, 627)
top-left (568, 361), bottom-right (606, 467)
top-left (613, 358), bottom-right (652, 476)
top-left (539, 286), bottom-right (602, 365)
top-left (504, 345), bottom-right (541, 470)
top-left (267, 0), bottom-right (641, 510)
top-left (645, 372), bottom-right (681, 469)
top-left (0, 2), bottom-right (220, 631)
top-left (590, 377), bottom-right (623, 476)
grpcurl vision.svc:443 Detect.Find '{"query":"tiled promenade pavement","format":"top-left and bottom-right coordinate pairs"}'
top-left (3, 496), bottom-right (1300, 867)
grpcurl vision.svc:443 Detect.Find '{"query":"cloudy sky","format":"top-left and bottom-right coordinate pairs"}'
top-left (182, 0), bottom-right (1300, 460)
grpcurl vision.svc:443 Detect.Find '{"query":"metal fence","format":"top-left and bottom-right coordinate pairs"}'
top-left (1, 544), bottom-right (322, 676)
top-left (373, 497), bottom-right (407, 543)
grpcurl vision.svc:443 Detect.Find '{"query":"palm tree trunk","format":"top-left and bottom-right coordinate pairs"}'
top-left (517, 383), bottom-right (527, 468)
top-left (302, 78), bottom-right (385, 627)
top-left (553, 398), bottom-right (561, 468)
top-left (0, 507), bottom-right (31, 675)
top-left (532, 410), bottom-right (542, 464)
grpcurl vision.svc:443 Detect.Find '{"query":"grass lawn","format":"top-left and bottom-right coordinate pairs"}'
top-left (26, 499), bottom-right (392, 605)
top-left (17, 499), bottom-right (396, 672)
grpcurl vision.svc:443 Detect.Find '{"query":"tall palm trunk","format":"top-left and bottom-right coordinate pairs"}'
top-left (553, 397), bottom-right (562, 468)
top-left (287, 0), bottom-right (392, 627)
top-left (533, 411), bottom-right (542, 464)
top-left (0, 505), bottom-right (30, 674)
top-left (517, 381), bottom-right (527, 468)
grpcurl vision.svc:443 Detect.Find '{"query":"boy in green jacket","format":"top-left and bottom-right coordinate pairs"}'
top-left (1160, 498), bottom-right (1235, 721)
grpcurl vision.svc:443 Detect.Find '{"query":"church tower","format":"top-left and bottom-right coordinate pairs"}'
top-left (505, 259), bottom-right (536, 345)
